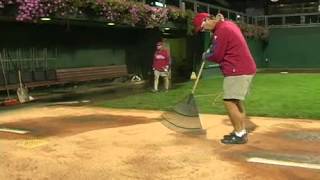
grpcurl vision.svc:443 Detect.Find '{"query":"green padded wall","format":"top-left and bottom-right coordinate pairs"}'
top-left (0, 22), bottom-right (126, 68)
top-left (0, 22), bottom-right (158, 73)
top-left (265, 27), bottom-right (320, 68)
top-left (247, 38), bottom-right (266, 68)
top-left (167, 38), bottom-right (187, 63)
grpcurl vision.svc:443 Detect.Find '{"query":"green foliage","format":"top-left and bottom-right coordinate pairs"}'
top-left (185, 10), bottom-right (195, 36)
top-left (237, 22), bottom-right (269, 41)
top-left (0, 0), bottom-right (268, 40)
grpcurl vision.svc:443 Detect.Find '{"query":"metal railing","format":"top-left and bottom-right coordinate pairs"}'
top-left (181, 0), bottom-right (248, 22)
top-left (137, 0), bottom-right (252, 24)
top-left (257, 12), bottom-right (320, 27)
top-left (0, 48), bottom-right (58, 72)
top-left (138, 0), bottom-right (320, 28)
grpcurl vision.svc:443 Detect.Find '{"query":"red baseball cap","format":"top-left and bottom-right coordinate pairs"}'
top-left (193, 13), bottom-right (210, 33)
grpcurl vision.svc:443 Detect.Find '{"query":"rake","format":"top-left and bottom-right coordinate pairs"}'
top-left (161, 60), bottom-right (206, 132)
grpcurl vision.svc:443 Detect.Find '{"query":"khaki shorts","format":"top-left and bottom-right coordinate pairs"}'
top-left (223, 75), bottom-right (254, 100)
top-left (154, 70), bottom-right (169, 77)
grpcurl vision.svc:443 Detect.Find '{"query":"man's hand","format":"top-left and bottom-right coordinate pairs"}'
top-left (163, 65), bottom-right (169, 72)
top-left (202, 52), bottom-right (209, 61)
top-left (202, 44), bottom-right (214, 61)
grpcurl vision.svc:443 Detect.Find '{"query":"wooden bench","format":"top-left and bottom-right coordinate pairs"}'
top-left (0, 65), bottom-right (129, 91)
top-left (56, 65), bottom-right (128, 83)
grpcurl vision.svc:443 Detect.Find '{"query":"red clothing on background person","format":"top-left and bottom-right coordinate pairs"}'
top-left (152, 41), bottom-right (171, 92)
top-left (206, 20), bottom-right (256, 76)
top-left (152, 49), bottom-right (170, 72)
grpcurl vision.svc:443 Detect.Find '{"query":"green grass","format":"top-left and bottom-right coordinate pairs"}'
top-left (99, 73), bottom-right (320, 120)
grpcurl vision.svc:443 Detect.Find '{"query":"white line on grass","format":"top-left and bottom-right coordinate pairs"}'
top-left (247, 157), bottom-right (320, 170)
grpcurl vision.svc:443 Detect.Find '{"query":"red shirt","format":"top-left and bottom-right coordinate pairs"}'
top-left (152, 49), bottom-right (170, 71)
top-left (207, 20), bottom-right (256, 76)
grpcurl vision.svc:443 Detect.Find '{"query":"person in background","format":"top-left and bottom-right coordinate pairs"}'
top-left (152, 41), bottom-right (171, 92)
top-left (193, 13), bottom-right (257, 144)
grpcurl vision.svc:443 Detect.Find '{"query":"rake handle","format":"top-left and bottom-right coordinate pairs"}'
top-left (191, 60), bottom-right (206, 94)
top-left (18, 70), bottom-right (23, 89)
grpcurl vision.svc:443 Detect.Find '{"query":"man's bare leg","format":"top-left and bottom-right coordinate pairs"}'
top-left (164, 76), bottom-right (169, 90)
top-left (154, 73), bottom-right (159, 91)
top-left (236, 100), bottom-right (257, 132)
top-left (235, 100), bottom-right (246, 131)
top-left (224, 100), bottom-right (244, 132)
top-left (222, 99), bottom-right (248, 144)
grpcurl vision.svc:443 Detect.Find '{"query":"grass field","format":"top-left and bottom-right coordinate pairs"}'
top-left (100, 73), bottom-right (320, 120)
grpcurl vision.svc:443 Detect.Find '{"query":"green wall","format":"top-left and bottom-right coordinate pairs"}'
top-left (265, 27), bottom-right (320, 68)
top-left (0, 21), bottom-right (161, 77)
top-left (126, 30), bottom-right (161, 78)
top-left (167, 38), bottom-right (187, 63)
top-left (57, 49), bottom-right (124, 68)
top-left (247, 38), bottom-right (266, 68)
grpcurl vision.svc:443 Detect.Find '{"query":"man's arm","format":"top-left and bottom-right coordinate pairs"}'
top-left (203, 28), bottom-right (229, 63)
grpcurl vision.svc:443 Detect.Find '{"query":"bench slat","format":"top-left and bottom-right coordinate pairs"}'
top-left (0, 65), bottom-right (129, 91)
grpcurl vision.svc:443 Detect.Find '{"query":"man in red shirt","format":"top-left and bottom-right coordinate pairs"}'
top-left (193, 13), bottom-right (256, 144)
top-left (152, 41), bottom-right (171, 92)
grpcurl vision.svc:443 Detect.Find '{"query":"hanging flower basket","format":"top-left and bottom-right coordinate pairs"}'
top-left (237, 22), bottom-right (269, 40)
top-left (0, 0), bottom-right (268, 40)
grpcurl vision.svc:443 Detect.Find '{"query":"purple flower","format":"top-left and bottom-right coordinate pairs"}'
top-left (2, 0), bottom-right (187, 28)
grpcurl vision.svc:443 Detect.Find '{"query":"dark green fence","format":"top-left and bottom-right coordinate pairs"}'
top-left (265, 27), bottom-right (320, 68)
top-left (0, 22), bottom-right (161, 76)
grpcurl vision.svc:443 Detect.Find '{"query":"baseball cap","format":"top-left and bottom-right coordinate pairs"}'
top-left (193, 13), bottom-right (210, 33)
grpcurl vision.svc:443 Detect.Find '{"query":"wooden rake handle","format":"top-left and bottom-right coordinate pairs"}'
top-left (191, 60), bottom-right (206, 94)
